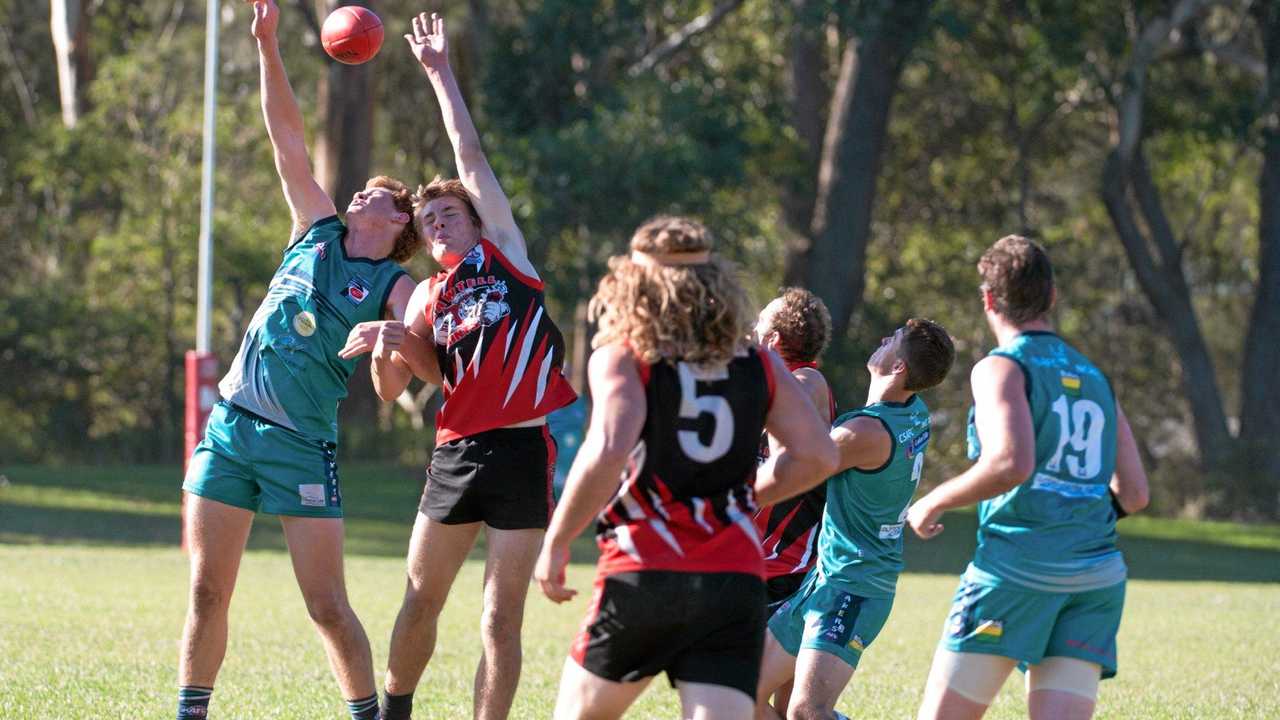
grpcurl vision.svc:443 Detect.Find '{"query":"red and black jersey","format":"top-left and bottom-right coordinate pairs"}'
top-left (595, 346), bottom-right (776, 578)
top-left (425, 239), bottom-right (578, 444)
top-left (753, 360), bottom-right (836, 580)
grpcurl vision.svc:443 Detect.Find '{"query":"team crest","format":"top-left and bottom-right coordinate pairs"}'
top-left (434, 277), bottom-right (511, 346)
top-left (344, 275), bottom-right (371, 306)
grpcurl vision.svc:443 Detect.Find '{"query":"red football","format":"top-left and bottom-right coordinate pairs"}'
top-left (320, 6), bottom-right (383, 65)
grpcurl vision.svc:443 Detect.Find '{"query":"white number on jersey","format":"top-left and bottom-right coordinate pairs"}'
top-left (1045, 395), bottom-right (1106, 479)
top-left (676, 362), bottom-right (735, 463)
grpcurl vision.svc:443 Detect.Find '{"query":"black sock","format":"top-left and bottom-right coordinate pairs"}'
top-left (382, 691), bottom-right (414, 720)
top-left (177, 686), bottom-right (213, 719)
top-left (347, 693), bottom-right (380, 720)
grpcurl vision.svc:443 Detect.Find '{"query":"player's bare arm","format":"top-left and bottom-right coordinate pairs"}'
top-left (249, 0), bottom-right (337, 235)
top-left (907, 355), bottom-right (1035, 539)
top-left (1110, 404), bottom-right (1150, 515)
top-left (339, 278), bottom-right (443, 399)
top-left (792, 367), bottom-right (833, 425)
top-left (405, 12), bottom-right (535, 277)
top-left (829, 415), bottom-right (893, 475)
top-left (535, 344), bottom-right (646, 604)
top-left (753, 350), bottom-right (840, 507)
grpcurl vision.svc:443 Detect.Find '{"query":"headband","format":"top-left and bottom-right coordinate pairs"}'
top-left (630, 249), bottom-right (711, 267)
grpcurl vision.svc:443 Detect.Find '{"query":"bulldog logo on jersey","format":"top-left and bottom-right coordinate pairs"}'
top-left (434, 278), bottom-right (511, 346)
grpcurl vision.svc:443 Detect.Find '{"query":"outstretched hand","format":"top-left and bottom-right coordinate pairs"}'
top-left (247, 0), bottom-right (279, 43)
top-left (405, 11), bottom-right (449, 69)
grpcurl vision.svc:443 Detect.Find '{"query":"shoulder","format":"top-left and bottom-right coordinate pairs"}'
top-left (588, 344), bottom-right (644, 387)
top-left (382, 273), bottom-right (416, 320)
top-left (297, 215), bottom-right (344, 243)
top-left (971, 354), bottom-right (1029, 405)
top-left (484, 238), bottom-right (542, 285)
top-left (406, 277), bottom-right (442, 325)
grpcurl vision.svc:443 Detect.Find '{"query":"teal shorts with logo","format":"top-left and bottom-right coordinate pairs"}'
top-left (940, 576), bottom-right (1125, 678)
top-left (767, 569), bottom-right (895, 668)
top-left (183, 401), bottom-right (343, 518)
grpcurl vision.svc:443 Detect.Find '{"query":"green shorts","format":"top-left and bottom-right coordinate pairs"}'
top-left (183, 401), bottom-right (343, 518)
top-left (767, 569), bottom-right (895, 668)
top-left (940, 576), bottom-right (1125, 678)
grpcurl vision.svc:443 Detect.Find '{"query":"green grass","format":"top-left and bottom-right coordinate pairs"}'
top-left (1, 464), bottom-right (1278, 719)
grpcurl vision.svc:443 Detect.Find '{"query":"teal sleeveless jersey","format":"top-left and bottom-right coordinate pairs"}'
top-left (816, 395), bottom-right (931, 598)
top-left (219, 216), bottom-right (408, 443)
top-left (965, 331), bottom-right (1125, 592)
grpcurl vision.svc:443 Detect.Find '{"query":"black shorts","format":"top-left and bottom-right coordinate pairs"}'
top-left (765, 572), bottom-right (808, 613)
top-left (572, 571), bottom-right (766, 699)
top-left (419, 425), bottom-right (557, 529)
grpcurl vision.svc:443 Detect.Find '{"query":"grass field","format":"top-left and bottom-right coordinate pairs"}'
top-left (1, 463), bottom-right (1277, 719)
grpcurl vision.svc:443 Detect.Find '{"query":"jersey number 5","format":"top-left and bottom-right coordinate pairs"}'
top-left (1046, 395), bottom-right (1106, 479)
top-left (676, 362), bottom-right (734, 463)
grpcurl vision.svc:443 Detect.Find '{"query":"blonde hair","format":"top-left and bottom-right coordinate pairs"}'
top-left (364, 176), bottom-right (421, 263)
top-left (589, 216), bottom-right (751, 366)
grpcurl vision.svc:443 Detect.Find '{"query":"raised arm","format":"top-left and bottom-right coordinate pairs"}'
top-left (250, 0), bottom-right (335, 237)
top-left (753, 350), bottom-right (840, 507)
top-left (405, 12), bottom-right (534, 276)
top-left (907, 356), bottom-right (1035, 539)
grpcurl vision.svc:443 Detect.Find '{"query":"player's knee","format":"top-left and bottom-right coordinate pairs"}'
top-left (188, 578), bottom-right (232, 616)
top-left (786, 698), bottom-right (830, 720)
top-left (303, 592), bottom-right (354, 630)
top-left (401, 582), bottom-right (449, 622)
top-left (478, 603), bottom-right (522, 647)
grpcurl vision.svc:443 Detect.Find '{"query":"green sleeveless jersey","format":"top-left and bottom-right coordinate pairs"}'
top-left (816, 395), bottom-right (931, 598)
top-left (219, 216), bottom-right (408, 443)
top-left (966, 331), bottom-right (1126, 592)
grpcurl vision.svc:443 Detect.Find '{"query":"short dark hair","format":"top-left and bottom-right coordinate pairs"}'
top-left (901, 318), bottom-right (955, 392)
top-left (977, 235), bottom-right (1055, 324)
top-left (768, 287), bottom-right (832, 364)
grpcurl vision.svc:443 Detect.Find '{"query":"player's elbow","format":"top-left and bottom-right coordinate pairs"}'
top-left (988, 453), bottom-right (1033, 492)
top-left (1117, 479), bottom-right (1149, 514)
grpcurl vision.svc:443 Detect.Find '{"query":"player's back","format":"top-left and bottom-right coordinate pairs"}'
top-left (595, 346), bottom-right (773, 577)
top-left (969, 331), bottom-right (1124, 592)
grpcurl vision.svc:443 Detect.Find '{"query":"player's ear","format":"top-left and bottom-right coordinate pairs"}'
top-left (892, 358), bottom-right (908, 378)
top-left (393, 211), bottom-right (410, 224)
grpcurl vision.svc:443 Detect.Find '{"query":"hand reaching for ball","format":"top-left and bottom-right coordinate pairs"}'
top-left (247, 0), bottom-right (279, 43)
top-left (405, 12), bottom-right (448, 69)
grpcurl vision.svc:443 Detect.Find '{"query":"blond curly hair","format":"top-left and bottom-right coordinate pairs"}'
top-left (589, 216), bottom-right (751, 367)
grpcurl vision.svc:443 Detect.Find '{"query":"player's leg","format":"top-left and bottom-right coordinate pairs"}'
top-left (177, 494), bottom-right (255, 713)
top-left (473, 526), bottom-right (543, 720)
top-left (755, 631), bottom-right (798, 720)
top-left (280, 514), bottom-right (379, 718)
top-left (1025, 657), bottom-right (1099, 720)
top-left (552, 657), bottom-right (653, 720)
top-left (785, 649), bottom-right (855, 720)
top-left (382, 514), bottom-right (480, 705)
top-left (177, 405), bottom-right (261, 719)
top-left (916, 649), bottom-right (1016, 720)
top-left (677, 681), bottom-right (756, 720)
top-left (1024, 581), bottom-right (1123, 720)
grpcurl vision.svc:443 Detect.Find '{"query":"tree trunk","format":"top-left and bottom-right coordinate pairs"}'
top-left (49, 0), bottom-right (91, 128)
top-left (778, 0), bottom-right (827, 261)
top-left (314, 0), bottom-right (375, 207)
top-left (1101, 149), bottom-right (1234, 472)
top-left (789, 0), bottom-right (933, 339)
top-left (1238, 0), bottom-right (1280, 515)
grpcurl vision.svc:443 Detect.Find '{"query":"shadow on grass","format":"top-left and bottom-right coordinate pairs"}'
top-left (3, 464), bottom-right (1277, 583)
top-left (902, 512), bottom-right (1280, 584)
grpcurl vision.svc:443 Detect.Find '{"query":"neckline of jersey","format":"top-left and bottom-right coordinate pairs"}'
top-left (332, 216), bottom-right (398, 266)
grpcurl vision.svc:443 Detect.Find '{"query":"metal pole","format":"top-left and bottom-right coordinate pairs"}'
top-left (196, 0), bottom-right (219, 352)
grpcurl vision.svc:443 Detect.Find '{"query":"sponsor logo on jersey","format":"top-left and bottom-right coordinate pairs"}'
top-left (463, 242), bottom-right (485, 272)
top-left (316, 242), bottom-right (327, 260)
top-left (848, 634), bottom-right (865, 652)
top-left (905, 429), bottom-right (930, 458)
top-left (298, 483), bottom-right (326, 507)
top-left (878, 523), bottom-right (904, 540)
top-left (1060, 372), bottom-right (1082, 396)
top-left (344, 275), bottom-right (371, 306)
top-left (974, 619), bottom-right (1003, 640)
